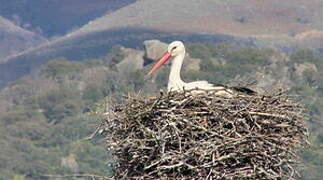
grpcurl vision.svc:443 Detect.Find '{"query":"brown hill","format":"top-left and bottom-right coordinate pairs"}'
top-left (72, 0), bottom-right (323, 39)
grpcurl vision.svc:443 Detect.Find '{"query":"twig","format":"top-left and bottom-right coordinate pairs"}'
top-left (82, 123), bottom-right (103, 141)
top-left (248, 111), bottom-right (288, 119)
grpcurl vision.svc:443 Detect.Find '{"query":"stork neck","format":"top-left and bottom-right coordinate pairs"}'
top-left (169, 51), bottom-right (185, 83)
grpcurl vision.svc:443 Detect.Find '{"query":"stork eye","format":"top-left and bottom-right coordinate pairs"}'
top-left (171, 46), bottom-right (177, 51)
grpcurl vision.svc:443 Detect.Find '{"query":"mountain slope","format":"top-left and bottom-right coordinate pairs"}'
top-left (0, 0), bottom-right (137, 36)
top-left (72, 0), bottom-right (323, 38)
top-left (0, 16), bottom-right (47, 62)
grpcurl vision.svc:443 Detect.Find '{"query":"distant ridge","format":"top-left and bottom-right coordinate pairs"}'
top-left (0, 16), bottom-right (47, 62)
top-left (0, 0), bottom-right (137, 36)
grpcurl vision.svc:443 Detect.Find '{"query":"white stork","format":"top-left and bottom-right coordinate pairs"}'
top-left (147, 41), bottom-right (255, 96)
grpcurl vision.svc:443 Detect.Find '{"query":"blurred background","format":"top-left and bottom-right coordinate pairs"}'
top-left (0, 0), bottom-right (322, 179)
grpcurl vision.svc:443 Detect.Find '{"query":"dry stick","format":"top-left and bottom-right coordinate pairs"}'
top-left (248, 111), bottom-right (289, 119)
top-left (82, 123), bottom-right (103, 141)
top-left (158, 161), bottom-right (184, 170)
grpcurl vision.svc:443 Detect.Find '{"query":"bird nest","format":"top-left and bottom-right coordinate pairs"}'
top-left (103, 90), bottom-right (309, 179)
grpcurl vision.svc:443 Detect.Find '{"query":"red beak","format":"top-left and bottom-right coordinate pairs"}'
top-left (147, 52), bottom-right (172, 75)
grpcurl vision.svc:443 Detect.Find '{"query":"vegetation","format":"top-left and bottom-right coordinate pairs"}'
top-left (0, 43), bottom-right (322, 179)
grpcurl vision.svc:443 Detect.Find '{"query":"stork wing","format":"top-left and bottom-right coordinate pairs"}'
top-left (185, 81), bottom-right (226, 90)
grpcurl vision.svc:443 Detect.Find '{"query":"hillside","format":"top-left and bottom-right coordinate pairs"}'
top-left (0, 16), bottom-right (47, 62)
top-left (0, 0), bottom-right (137, 36)
top-left (73, 0), bottom-right (323, 38)
top-left (71, 0), bottom-right (323, 50)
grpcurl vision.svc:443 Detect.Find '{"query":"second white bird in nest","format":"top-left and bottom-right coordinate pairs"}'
top-left (147, 41), bottom-right (254, 96)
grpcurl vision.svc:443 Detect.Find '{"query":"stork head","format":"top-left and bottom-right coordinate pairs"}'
top-left (168, 41), bottom-right (185, 56)
top-left (147, 41), bottom-right (185, 75)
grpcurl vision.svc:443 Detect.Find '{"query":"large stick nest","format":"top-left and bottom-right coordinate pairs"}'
top-left (103, 90), bottom-right (309, 179)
